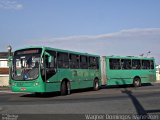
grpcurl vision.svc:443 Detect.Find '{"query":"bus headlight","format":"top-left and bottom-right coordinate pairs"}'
top-left (34, 82), bottom-right (39, 86)
top-left (12, 83), bottom-right (15, 86)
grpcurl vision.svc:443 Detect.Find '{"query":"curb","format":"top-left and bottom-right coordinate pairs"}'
top-left (0, 87), bottom-right (10, 91)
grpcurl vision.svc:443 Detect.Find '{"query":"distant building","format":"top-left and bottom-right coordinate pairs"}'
top-left (156, 65), bottom-right (160, 81)
top-left (0, 52), bottom-right (10, 86)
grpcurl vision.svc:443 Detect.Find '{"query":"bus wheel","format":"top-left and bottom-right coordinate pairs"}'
top-left (93, 79), bottom-right (99, 91)
top-left (61, 81), bottom-right (70, 95)
top-left (133, 77), bottom-right (141, 87)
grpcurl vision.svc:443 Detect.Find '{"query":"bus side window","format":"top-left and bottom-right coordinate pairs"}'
top-left (57, 52), bottom-right (69, 68)
top-left (69, 54), bottom-right (79, 69)
top-left (132, 60), bottom-right (141, 69)
top-left (80, 55), bottom-right (88, 69)
top-left (45, 50), bottom-right (56, 68)
top-left (121, 59), bottom-right (131, 69)
top-left (109, 59), bottom-right (121, 70)
top-left (89, 57), bottom-right (97, 69)
top-left (96, 57), bottom-right (99, 69)
top-left (142, 60), bottom-right (150, 69)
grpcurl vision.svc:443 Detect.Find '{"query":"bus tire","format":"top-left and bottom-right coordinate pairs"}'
top-left (61, 81), bottom-right (71, 95)
top-left (93, 79), bottom-right (99, 91)
top-left (133, 77), bottom-right (141, 87)
top-left (61, 81), bottom-right (67, 95)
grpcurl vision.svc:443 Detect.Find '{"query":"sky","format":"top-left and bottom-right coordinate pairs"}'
top-left (0, 0), bottom-right (160, 64)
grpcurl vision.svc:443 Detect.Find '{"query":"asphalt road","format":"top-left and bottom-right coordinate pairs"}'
top-left (0, 83), bottom-right (160, 120)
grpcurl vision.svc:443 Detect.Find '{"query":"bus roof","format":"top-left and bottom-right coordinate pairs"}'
top-left (14, 46), bottom-right (100, 57)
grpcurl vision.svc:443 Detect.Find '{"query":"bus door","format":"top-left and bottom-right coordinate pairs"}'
top-left (42, 51), bottom-right (57, 92)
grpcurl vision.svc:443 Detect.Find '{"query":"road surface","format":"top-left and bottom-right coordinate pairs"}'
top-left (0, 83), bottom-right (160, 120)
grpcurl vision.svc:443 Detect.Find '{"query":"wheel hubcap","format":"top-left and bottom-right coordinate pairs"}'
top-left (95, 82), bottom-right (98, 89)
top-left (135, 80), bottom-right (139, 86)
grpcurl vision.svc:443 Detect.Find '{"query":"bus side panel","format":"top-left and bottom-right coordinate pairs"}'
top-left (71, 69), bottom-right (81, 89)
top-left (79, 69), bottom-right (91, 88)
top-left (57, 68), bottom-right (80, 90)
top-left (106, 57), bottom-right (133, 86)
top-left (78, 69), bottom-right (100, 89)
top-left (45, 82), bottom-right (61, 92)
top-left (106, 70), bottom-right (133, 85)
top-left (45, 68), bottom-right (90, 92)
top-left (45, 66), bottom-right (101, 92)
top-left (107, 70), bottom-right (156, 85)
top-left (139, 69), bottom-right (156, 83)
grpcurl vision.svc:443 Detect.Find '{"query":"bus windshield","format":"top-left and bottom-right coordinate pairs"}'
top-left (12, 48), bottom-right (42, 80)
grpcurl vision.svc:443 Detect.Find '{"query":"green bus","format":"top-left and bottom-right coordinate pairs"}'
top-left (100, 56), bottom-right (156, 87)
top-left (10, 46), bottom-right (101, 95)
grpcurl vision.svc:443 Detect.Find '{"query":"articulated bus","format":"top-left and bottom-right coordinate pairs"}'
top-left (101, 56), bottom-right (156, 87)
top-left (9, 46), bottom-right (156, 95)
top-left (10, 46), bottom-right (100, 95)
